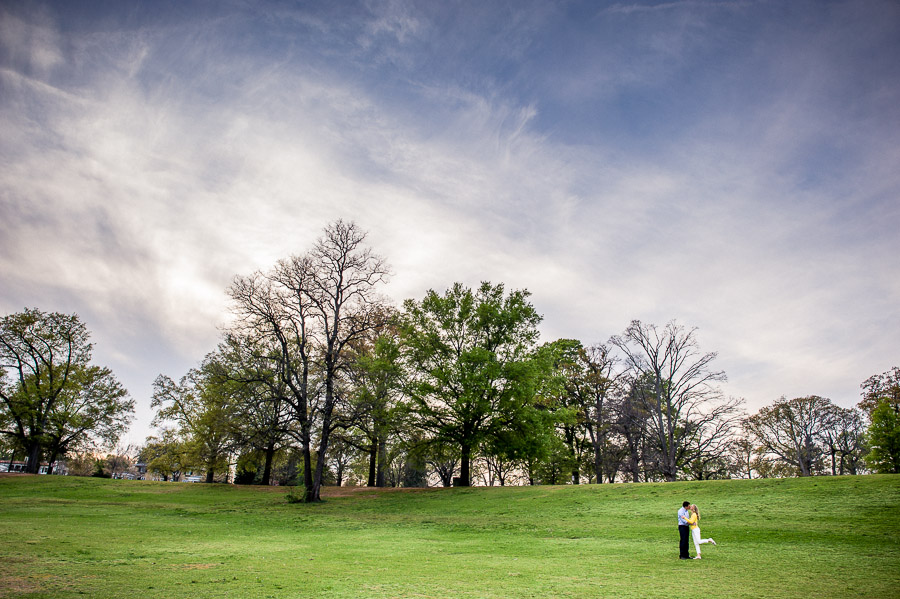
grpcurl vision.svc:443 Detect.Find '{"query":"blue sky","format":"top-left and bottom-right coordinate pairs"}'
top-left (2, 0), bottom-right (899, 445)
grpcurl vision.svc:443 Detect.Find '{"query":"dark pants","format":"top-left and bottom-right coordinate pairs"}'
top-left (679, 525), bottom-right (690, 558)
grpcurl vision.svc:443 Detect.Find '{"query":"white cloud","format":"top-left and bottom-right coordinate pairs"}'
top-left (1, 0), bottom-right (898, 444)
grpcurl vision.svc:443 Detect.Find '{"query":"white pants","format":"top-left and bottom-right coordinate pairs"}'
top-left (691, 528), bottom-right (713, 554)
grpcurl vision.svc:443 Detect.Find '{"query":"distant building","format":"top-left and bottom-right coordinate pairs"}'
top-left (0, 460), bottom-right (62, 475)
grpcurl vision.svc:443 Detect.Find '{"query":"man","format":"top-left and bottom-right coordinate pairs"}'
top-left (678, 501), bottom-right (691, 559)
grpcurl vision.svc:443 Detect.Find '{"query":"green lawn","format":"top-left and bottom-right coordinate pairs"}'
top-left (0, 474), bottom-right (898, 598)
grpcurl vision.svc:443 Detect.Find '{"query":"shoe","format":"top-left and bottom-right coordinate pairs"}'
top-left (693, 556), bottom-right (701, 559)
top-left (680, 557), bottom-right (690, 560)
top-left (710, 539), bottom-right (717, 546)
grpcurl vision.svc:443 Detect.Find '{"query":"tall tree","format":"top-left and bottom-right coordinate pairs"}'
top-left (744, 395), bottom-right (835, 477)
top-left (0, 309), bottom-right (133, 473)
top-left (229, 260), bottom-right (318, 498)
top-left (611, 320), bottom-right (738, 482)
top-left (305, 220), bottom-right (391, 499)
top-left (228, 220), bottom-right (389, 501)
top-left (401, 282), bottom-right (549, 487)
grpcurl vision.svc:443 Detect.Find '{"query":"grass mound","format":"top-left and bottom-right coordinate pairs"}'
top-left (1, 474), bottom-right (898, 598)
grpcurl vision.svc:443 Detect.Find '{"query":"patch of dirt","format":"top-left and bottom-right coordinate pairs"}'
top-left (178, 563), bottom-right (219, 570)
top-left (0, 576), bottom-right (41, 594)
top-left (320, 486), bottom-right (436, 498)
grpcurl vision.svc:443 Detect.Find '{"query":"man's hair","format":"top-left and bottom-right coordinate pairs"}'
top-left (683, 501), bottom-right (690, 508)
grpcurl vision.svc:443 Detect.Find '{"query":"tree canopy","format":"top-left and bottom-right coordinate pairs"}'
top-left (400, 282), bottom-right (552, 486)
top-left (0, 308), bottom-right (133, 473)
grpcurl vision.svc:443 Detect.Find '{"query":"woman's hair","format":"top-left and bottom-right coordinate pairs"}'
top-left (690, 504), bottom-right (701, 520)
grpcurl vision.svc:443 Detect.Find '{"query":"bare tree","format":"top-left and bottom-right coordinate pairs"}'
top-left (611, 320), bottom-right (740, 481)
top-left (819, 405), bottom-right (868, 475)
top-left (228, 220), bottom-right (389, 501)
top-left (744, 395), bottom-right (835, 477)
top-left (305, 220), bottom-right (391, 499)
top-left (728, 436), bottom-right (756, 479)
top-left (614, 374), bottom-right (653, 482)
top-left (565, 342), bottom-right (624, 483)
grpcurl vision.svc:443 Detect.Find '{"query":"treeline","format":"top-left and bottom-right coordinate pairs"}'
top-left (139, 221), bottom-right (900, 500)
top-left (3, 221), bottom-right (898, 491)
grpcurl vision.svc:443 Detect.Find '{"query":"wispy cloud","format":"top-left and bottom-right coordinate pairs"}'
top-left (1, 1), bottom-right (898, 442)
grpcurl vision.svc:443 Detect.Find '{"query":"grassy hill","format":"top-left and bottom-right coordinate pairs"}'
top-left (1, 474), bottom-right (898, 598)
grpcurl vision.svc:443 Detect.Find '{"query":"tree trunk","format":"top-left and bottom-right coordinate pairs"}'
top-left (46, 449), bottom-right (59, 475)
top-left (206, 468), bottom-right (215, 483)
top-left (262, 441), bottom-right (275, 486)
top-left (630, 449), bottom-right (641, 482)
top-left (593, 445), bottom-right (603, 484)
top-left (302, 434), bottom-right (314, 502)
top-left (25, 443), bottom-right (42, 474)
top-left (458, 443), bottom-right (471, 486)
top-left (375, 436), bottom-right (387, 488)
top-left (312, 364), bottom-right (338, 501)
top-left (367, 441), bottom-right (377, 487)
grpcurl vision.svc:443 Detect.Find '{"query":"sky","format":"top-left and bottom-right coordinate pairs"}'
top-left (2, 0), bottom-right (898, 446)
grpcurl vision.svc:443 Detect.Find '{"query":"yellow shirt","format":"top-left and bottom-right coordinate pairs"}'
top-left (685, 512), bottom-right (699, 530)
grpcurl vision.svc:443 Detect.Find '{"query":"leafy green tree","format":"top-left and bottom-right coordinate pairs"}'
top-left (152, 356), bottom-right (241, 483)
top-left (141, 429), bottom-right (192, 481)
top-left (215, 334), bottom-right (295, 486)
top-left (542, 339), bottom-right (624, 484)
top-left (343, 327), bottom-right (406, 487)
top-left (401, 282), bottom-right (549, 486)
top-left (43, 365), bottom-right (131, 473)
top-left (529, 434), bottom-right (577, 485)
top-left (0, 309), bottom-right (133, 473)
top-left (866, 401), bottom-right (900, 474)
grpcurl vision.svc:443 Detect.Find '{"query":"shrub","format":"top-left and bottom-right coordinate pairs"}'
top-left (285, 486), bottom-right (307, 504)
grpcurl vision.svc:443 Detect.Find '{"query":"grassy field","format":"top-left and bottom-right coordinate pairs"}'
top-left (0, 474), bottom-right (898, 599)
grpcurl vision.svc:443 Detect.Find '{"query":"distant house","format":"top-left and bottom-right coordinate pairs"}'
top-left (0, 460), bottom-right (61, 475)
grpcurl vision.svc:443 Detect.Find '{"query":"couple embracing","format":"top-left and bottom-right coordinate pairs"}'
top-left (678, 501), bottom-right (716, 560)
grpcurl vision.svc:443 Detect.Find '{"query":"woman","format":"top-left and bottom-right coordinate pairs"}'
top-left (685, 504), bottom-right (716, 559)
